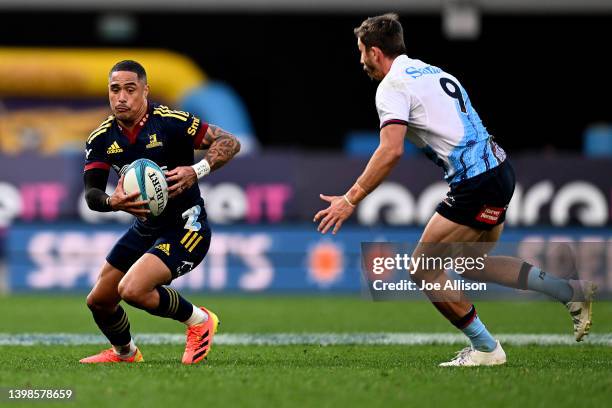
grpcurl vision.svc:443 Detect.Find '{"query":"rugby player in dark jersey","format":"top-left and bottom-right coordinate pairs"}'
top-left (80, 60), bottom-right (240, 364)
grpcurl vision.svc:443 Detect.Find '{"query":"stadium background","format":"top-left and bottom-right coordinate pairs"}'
top-left (0, 1), bottom-right (611, 406)
top-left (1, 1), bottom-right (611, 294)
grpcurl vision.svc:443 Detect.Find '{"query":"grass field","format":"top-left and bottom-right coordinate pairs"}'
top-left (1, 295), bottom-right (611, 407)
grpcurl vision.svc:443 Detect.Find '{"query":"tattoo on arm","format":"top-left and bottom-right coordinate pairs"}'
top-left (200, 124), bottom-right (241, 170)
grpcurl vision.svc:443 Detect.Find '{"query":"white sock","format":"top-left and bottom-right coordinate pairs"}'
top-left (183, 305), bottom-right (208, 326)
top-left (113, 338), bottom-right (137, 358)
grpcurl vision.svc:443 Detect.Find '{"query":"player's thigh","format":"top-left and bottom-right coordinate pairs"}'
top-left (478, 222), bottom-right (504, 253)
top-left (120, 253), bottom-right (174, 295)
top-left (120, 207), bottom-right (212, 293)
top-left (87, 261), bottom-right (124, 307)
top-left (419, 212), bottom-right (484, 244)
top-left (480, 222), bottom-right (503, 241)
top-left (411, 213), bottom-right (486, 283)
top-left (106, 222), bottom-right (157, 276)
top-left (435, 161), bottom-right (515, 235)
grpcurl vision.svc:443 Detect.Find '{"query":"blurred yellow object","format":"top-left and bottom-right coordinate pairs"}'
top-left (0, 48), bottom-right (207, 154)
top-left (0, 48), bottom-right (206, 102)
top-left (0, 107), bottom-right (110, 154)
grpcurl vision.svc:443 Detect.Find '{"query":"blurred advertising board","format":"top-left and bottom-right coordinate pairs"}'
top-left (0, 152), bottom-right (611, 227)
top-left (5, 223), bottom-right (612, 294)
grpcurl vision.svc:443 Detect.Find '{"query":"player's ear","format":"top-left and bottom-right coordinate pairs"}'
top-left (143, 83), bottom-right (150, 98)
top-left (372, 46), bottom-right (384, 62)
top-left (366, 46), bottom-right (379, 61)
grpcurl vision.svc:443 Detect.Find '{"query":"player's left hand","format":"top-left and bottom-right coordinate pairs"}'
top-left (313, 194), bottom-right (355, 234)
top-left (165, 166), bottom-right (197, 199)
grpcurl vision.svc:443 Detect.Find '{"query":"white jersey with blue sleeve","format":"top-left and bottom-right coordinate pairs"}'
top-left (375, 55), bottom-right (506, 184)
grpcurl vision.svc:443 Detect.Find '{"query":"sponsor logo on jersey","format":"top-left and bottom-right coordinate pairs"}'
top-left (156, 243), bottom-right (170, 256)
top-left (146, 133), bottom-right (163, 149)
top-left (475, 205), bottom-right (506, 224)
top-left (443, 195), bottom-right (456, 208)
top-left (177, 261), bottom-right (195, 276)
top-left (405, 65), bottom-right (442, 79)
top-left (187, 117), bottom-right (200, 136)
top-left (106, 141), bottom-right (123, 154)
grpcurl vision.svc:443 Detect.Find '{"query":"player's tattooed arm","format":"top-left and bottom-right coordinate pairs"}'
top-left (200, 124), bottom-right (241, 170)
top-left (167, 125), bottom-right (240, 198)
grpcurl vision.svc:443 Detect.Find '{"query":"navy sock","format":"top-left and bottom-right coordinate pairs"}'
top-left (92, 305), bottom-right (132, 346)
top-left (148, 286), bottom-right (193, 322)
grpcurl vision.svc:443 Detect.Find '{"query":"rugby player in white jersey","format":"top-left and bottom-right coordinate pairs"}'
top-left (314, 13), bottom-right (597, 366)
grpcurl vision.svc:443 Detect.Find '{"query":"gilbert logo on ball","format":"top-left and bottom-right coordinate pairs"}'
top-left (123, 158), bottom-right (169, 217)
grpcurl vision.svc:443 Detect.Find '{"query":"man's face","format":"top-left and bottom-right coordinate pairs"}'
top-left (357, 38), bottom-right (384, 81)
top-left (108, 71), bottom-right (149, 122)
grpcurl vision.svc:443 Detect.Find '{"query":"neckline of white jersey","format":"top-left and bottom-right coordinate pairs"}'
top-left (390, 54), bottom-right (410, 72)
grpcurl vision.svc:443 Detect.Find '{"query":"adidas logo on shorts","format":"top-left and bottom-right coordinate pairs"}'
top-left (156, 243), bottom-right (170, 256)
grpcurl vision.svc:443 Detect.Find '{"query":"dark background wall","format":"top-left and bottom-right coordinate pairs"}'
top-left (0, 11), bottom-right (610, 153)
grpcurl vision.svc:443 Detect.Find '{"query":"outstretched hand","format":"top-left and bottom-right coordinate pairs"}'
top-left (165, 166), bottom-right (197, 198)
top-left (313, 194), bottom-right (355, 234)
top-left (109, 175), bottom-right (151, 217)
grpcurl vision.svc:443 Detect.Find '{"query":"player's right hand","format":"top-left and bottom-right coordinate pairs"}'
top-left (109, 175), bottom-right (151, 217)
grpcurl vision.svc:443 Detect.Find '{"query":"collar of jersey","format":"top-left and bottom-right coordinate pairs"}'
top-left (118, 103), bottom-right (150, 144)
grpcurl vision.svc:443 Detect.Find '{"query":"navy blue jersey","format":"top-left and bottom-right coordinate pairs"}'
top-left (84, 102), bottom-right (208, 228)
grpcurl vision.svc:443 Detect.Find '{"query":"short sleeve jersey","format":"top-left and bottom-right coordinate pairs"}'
top-left (375, 55), bottom-right (507, 184)
top-left (84, 102), bottom-right (209, 227)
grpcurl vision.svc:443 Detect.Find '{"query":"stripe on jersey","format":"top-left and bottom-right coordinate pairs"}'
top-left (153, 106), bottom-right (190, 121)
top-left (381, 119), bottom-right (409, 129)
top-left (193, 124), bottom-right (209, 148)
top-left (87, 116), bottom-right (114, 144)
top-left (84, 162), bottom-right (111, 172)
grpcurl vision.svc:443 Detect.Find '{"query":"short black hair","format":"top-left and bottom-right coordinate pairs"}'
top-left (109, 60), bottom-right (147, 83)
top-left (354, 13), bottom-right (406, 58)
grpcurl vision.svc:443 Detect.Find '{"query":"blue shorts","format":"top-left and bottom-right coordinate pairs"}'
top-left (436, 160), bottom-right (516, 230)
top-left (106, 204), bottom-right (211, 279)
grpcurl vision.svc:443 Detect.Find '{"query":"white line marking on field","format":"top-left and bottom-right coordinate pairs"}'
top-left (1, 333), bottom-right (611, 346)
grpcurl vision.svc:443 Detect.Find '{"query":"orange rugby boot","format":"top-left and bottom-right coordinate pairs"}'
top-left (182, 306), bottom-right (220, 365)
top-left (79, 347), bottom-right (144, 363)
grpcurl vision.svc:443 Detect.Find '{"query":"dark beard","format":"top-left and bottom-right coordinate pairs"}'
top-left (116, 114), bottom-right (134, 126)
top-left (363, 63), bottom-right (378, 80)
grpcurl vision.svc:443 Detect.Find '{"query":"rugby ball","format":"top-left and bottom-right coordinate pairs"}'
top-left (123, 159), bottom-right (168, 217)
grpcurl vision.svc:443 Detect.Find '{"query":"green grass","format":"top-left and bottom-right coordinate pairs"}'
top-left (2, 345), bottom-right (611, 408)
top-left (2, 294), bottom-right (612, 334)
top-left (1, 295), bottom-right (611, 407)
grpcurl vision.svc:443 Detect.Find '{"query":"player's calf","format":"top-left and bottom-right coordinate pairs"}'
top-left (142, 286), bottom-right (206, 323)
top-left (144, 286), bottom-right (220, 364)
top-left (82, 302), bottom-right (141, 363)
